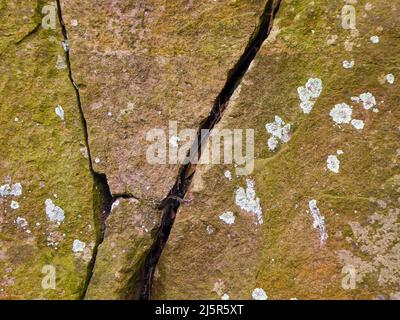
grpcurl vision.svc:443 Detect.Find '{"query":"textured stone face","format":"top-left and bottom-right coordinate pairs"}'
top-left (58, 0), bottom-right (267, 199)
top-left (85, 198), bottom-right (160, 300)
top-left (154, 0), bottom-right (400, 299)
top-left (0, 0), bottom-right (96, 299)
top-left (3, 0), bottom-right (400, 301)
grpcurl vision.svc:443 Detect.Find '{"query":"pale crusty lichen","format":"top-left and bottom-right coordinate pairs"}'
top-left (265, 116), bottom-right (291, 152)
top-left (235, 179), bottom-right (263, 225)
top-left (308, 200), bottom-right (328, 245)
top-left (252, 288), bottom-right (268, 300)
top-left (219, 211), bottom-right (235, 225)
top-left (330, 103), bottom-right (353, 124)
top-left (297, 78), bottom-right (323, 114)
top-left (338, 208), bottom-right (400, 287)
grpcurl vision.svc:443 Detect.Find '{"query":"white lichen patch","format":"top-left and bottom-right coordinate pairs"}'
top-left (370, 35), bottom-right (380, 44)
top-left (15, 217), bottom-right (28, 229)
top-left (219, 211), bottom-right (235, 225)
top-left (358, 92), bottom-right (377, 110)
top-left (386, 74), bottom-right (395, 84)
top-left (297, 78), bottom-right (323, 114)
top-left (235, 179), bottom-right (263, 225)
top-left (221, 294), bottom-right (230, 300)
top-left (212, 279), bottom-right (226, 297)
top-left (337, 149), bottom-right (344, 155)
top-left (252, 288), bottom-right (268, 300)
top-left (0, 183), bottom-right (22, 197)
top-left (45, 199), bottom-right (65, 223)
top-left (330, 103), bottom-right (353, 124)
top-left (72, 239), bottom-right (86, 253)
top-left (224, 170), bottom-right (232, 181)
top-left (206, 225), bottom-right (215, 235)
top-left (267, 136), bottom-right (278, 152)
top-left (70, 19), bottom-right (78, 27)
top-left (342, 60), bottom-right (355, 69)
top-left (265, 116), bottom-right (291, 151)
top-left (351, 119), bottom-right (365, 130)
top-left (327, 155), bottom-right (340, 173)
top-left (10, 201), bottom-right (19, 210)
top-left (337, 208), bottom-right (400, 287)
top-left (308, 200), bottom-right (328, 244)
top-left (55, 105), bottom-right (65, 121)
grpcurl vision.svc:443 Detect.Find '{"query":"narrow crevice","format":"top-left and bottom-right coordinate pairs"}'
top-left (55, 0), bottom-right (114, 299)
top-left (135, 0), bottom-right (282, 300)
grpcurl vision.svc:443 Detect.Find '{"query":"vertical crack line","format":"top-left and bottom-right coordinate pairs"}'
top-left (56, 0), bottom-right (113, 299)
top-left (136, 0), bottom-right (282, 300)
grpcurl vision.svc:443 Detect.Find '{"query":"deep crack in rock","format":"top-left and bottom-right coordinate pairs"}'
top-left (134, 0), bottom-right (282, 300)
top-left (56, 0), bottom-right (114, 299)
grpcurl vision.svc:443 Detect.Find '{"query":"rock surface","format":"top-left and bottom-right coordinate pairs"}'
top-left (2, 0), bottom-right (400, 300)
top-left (0, 0), bottom-right (96, 299)
top-left (85, 198), bottom-right (159, 299)
top-left (58, 0), bottom-right (267, 199)
top-left (154, 0), bottom-right (400, 299)
top-left (55, 0), bottom-right (270, 298)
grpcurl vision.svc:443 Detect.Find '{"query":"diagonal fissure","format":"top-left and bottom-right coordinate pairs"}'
top-left (135, 0), bottom-right (282, 300)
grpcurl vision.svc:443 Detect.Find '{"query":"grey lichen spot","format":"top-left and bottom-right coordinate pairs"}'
top-left (72, 239), bottom-right (86, 253)
top-left (386, 74), bottom-right (395, 84)
top-left (224, 170), bottom-right (232, 181)
top-left (235, 179), bottom-right (263, 225)
top-left (55, 105), bottom-right (65, 121)
top-left (10, 201), bottom-right (19, 210)
top-left (267, 136), bottom-right (278, 152)
top-left (45, 199), bottom-right (65, 223)
top-left (15, 217), bottom-right (28, 229)
top-left (337, 208), bottom-right (400, 286)
top-left (342, 60), bottom-right (355, 69)
top-left (297, 78), bottom-right (323, 114)
top-left (221, 293), bottom-right (230, 300)
top-left (330, 103), bottom-right (353, 124)
top-left (212, 279), bottom-right (226, 298)
top-left (206, 225), bottom-right (215, 235)
top-left (351, 119), bottom-right (365, 130)
top-left (308, 200), bottom-right (328, 245)
top-left (358, 92), bottom-right (377, 110)
top-left (265, 116), bottom-right (291, 152)
top-left (370, 35), bottom-right (380, 44)
top-left (219, 211), bottom-right (235, 225)
top-left (0, 183), bottom-right (22, 197)
top-left (252, 288), bottom-right (268, 300)
top-left (327, 155), bottom-right (340, 173)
